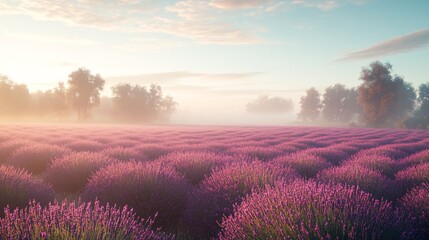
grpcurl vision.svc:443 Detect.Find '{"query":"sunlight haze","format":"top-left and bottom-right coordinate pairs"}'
top-left (1, 0), bottom-right (428, 124)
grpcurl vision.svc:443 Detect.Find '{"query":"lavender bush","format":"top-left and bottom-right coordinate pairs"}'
top-left (6, 143), bottom-right (70, 174)
top-left (316, 165), bottom-right (394, 199)
top-left (303, 147), bottom-right (349, 165)
top-left (158, 151), bottom-right (234, 185)
top-left (395, 162), bottom-right (429, 191)
top-left (183, 161), bottom-right (299, 239)
top-left (272, 152), bottom-right (332, 178)
top-left (102, 146), bottom-right (143, 162)
top-left (82, 162), bottom-right (191, 229)
top-left (0, 165), bottom-right (55, 212)
top-left (0, 140), bottom-right (30, 163)
top-left (0, 200), bottom-right (173, 240)
top-left (400, 183), bottom-right (429, 239)
top-left (344, 154), bottom-right (399, 177)
top-left (219, 180), bottom-right (405, 240)
top-left (43, 152), bottom-right (118, 193)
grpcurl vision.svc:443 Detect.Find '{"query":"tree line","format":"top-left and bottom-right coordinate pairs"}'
top-left (298, 61), bottom-right (429, 129)
top-left (0, 68), bottom-right (176, 122)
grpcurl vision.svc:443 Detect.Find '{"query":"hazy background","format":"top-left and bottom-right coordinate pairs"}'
top-left (0, 0), bottom-right (428, 125)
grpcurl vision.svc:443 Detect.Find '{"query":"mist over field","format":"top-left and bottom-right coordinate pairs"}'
top-left (1, 1), bottom-right (429, 239)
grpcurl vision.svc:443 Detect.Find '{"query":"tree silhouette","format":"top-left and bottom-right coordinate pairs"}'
top-left (358, 61), bottom-right (415, 127)
top-left (35, 82), bottom-right (69, 119)
top-left (66, 68), bottom-right (105, 120)
top-left (111, 83), bottom-right (176, 122)
top-left (416, 83), bottom-right (429, 128)
top-left (0, 75), bottom-right (30, 117)
top-left (299, 87), bottom-right (322, 121)
top-left (322, 84), bottom-right (359, 122)
top-left (246, 95), bottom-right (294, 114)
top-left (402, 83), bottom-right (429, 129)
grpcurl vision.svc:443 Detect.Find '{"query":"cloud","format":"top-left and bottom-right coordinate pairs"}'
top-left (1, 0), bottom-right (261, 44)
top-left (290, 0), bottom-right (366, 11)
top-left (338, 28), bottom-right (429, 61)
top-left (146, 0), bottom-right (261, 44)
top-left (210, 0), bottom-right (274, 9)
top-left (4, 31), bottom-right (98, 45)
top-left (0, 0), bottom-right (367, 45)
top-left (105, 71), bottom-right (263, 85)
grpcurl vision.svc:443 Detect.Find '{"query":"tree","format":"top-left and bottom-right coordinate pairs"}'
top-left (340, 88), bottom-right (360, 122)
top-left (0, 75), bottom-right (30, 117)
top-left (402, 83), bottom-right (429, 129)
top-left (246, 95), bottom-right (294, 114)
top-left (111, 83), bottom-right (176, 122)
top-left (52, 82), bottom-right (69, 119)
top-left (322, 84), bottom-right (359, 122)
top-left (357, 61), bottom-right (416, 127)
top-left (34, 82), bottom-right (69, 119)
top-left (0, 75), bottom-right (13, 114)
top-left (66, 68), bottom-right (105, 120)
top-left (299, 87), bottom-right (322, 121)
top-left (389, 78), bottom-right (416, 124)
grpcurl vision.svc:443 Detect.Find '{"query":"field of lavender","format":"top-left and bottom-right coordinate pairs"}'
top-left (0, 124), bottom-right (428, 239)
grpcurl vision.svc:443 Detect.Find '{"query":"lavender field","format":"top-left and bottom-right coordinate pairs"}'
top-left (1, 124), bottom-right (429, 239)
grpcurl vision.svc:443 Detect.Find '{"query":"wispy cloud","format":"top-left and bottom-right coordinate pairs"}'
top-left (106, 71), bottom-right (263, 85)
top-left (338, 28), bottom-right (429, 61)
top-left (210, 0), bottom-right (274, 9)
top-left (5, 31), bottom-right (98, 45)
top-left (0, 0), bottom-right (366, 45)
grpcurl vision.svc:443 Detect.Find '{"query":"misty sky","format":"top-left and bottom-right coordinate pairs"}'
top-left (0, 0), bottom-right (428, 124)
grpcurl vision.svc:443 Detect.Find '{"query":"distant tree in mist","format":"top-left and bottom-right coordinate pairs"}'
top-left (0, 75), bottom-right (30, 116)
top-left (358, 61), bottom-right (415, 127)
top-left (246, 95), bottom-right (294, 114)
top-left (66, 68), bottom-right (105, 120)
top-left (299, 88), bottom-right (322, 121)
top-left (402, 83), bottom-right (429, 129)
top-left (322, 84), bottom-right (359, 122)
top-left (111, 83), bottom-right (176, 122)
top-left (34, 82), bottom-right (69, 119)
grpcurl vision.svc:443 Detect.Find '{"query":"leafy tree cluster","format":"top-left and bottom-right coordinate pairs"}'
top-left (299, 61), bottom-right (428, 129)
top-left (401, 83), bottom-right (429, 129)
top-left (0, 68), bottom-right (176, 123)
top-left (112, 83), bottom-right (176, 122)
top-left (298, 85), bottom-right (359, 123)
top-left (246, 95), bottom-right (294, 114)
top-left (0, 75), bottom-right (30, 116)
top-left (298, 88), bottom-right (323, 121)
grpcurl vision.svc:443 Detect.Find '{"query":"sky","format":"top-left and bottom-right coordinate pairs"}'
top-left (0, 0), bottom-right (428, 124)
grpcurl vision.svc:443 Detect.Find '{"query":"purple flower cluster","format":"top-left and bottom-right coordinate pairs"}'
top-left (395, 162), bottom-right (429, 191)
top-left (1, 125), bottom-right (429, 238)
top-left (0, 200), bottom-right (173, 239)
top-left (102, 146), bottom-right (144, 161)
top-left (82, 161), bottom-right (191, 229)
top-left (157, 151), bottom-right (235, 185)
top-left (272, 152), bottom-right (332, 178)
top-left (0, 165), bottom-right (55, 212)
top-left (400, 183), bottom-right (429, 239)
top-left (184, 161), bottom-right (299, 238)
top-left (219, 180), bottom-right (405, 240)
top-left (316, 164), bottom-right (394, 199)
top-left (303, 147), bottom-right (349, 165)
top-left (6, 143), bottom-right (69, 174)
top-left (43, 152), bottom-right (118, 193)
top-left (344, 154), bottom-right (399, 177)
